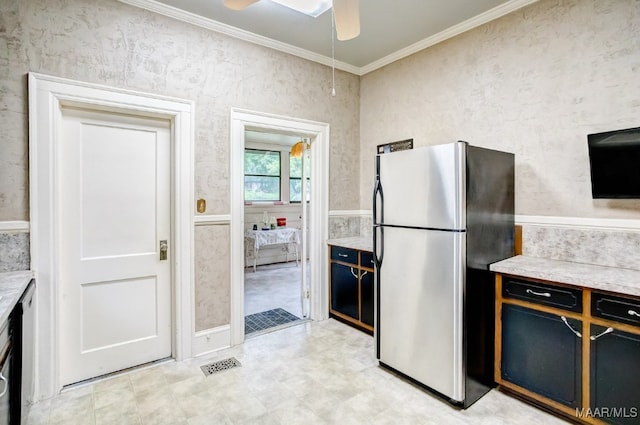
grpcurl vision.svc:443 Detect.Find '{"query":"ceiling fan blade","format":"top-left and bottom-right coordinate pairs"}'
top-left (224, 0), bottom-right (260, 10)
top-left (333, 0), bottom-right (360, 41)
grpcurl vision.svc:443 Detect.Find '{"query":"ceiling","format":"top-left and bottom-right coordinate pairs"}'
top-left (121, 0), bottom-right (538, 75)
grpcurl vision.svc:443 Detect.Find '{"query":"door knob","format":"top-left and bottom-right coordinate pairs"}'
top-left (160, 240), bottom-right (168, 261)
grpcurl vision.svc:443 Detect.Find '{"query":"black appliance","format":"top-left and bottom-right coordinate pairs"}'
top-left (13, 281), bottom-right (35, 425)
top-left (0, 280), bottom-right (36, 425)
top-left (587, 126), bottom-right (640, 198)
top-left (0, 319), bottom-right (12, 425)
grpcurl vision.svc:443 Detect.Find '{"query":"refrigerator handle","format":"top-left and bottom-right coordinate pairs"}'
top-left (373, 225), bottom-right (384, 268)
top-left (372, 184), bottom-right (384, 267)
top-left (373, 154), bottom-right (384, 268)
top-left (372, 179), bottom-right (379, 225)
top-left (373, 156), bottom-right (384, 359)
top-left (372, 155), bottom-right (384, 226)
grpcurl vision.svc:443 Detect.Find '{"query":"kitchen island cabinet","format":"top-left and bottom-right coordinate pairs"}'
top-left (492, 256), bottom-right (640, 425)
top-left (327, 238), bottom-right (374, 334)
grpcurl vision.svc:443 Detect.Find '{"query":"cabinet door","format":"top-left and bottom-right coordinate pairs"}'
top-left (360, 269), bottom-right (374, 327)
top-left (330, 263), bottom-right (358, 319)
top-left (501, 304), bottom-right (582, 408)
top-left (590, 325), bottom-right (640, 425)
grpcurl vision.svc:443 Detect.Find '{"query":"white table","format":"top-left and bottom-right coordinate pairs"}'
top-left (244, 227), bottom-right (300, 272)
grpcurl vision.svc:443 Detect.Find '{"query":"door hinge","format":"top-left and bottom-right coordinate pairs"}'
top-left (305, 290), bottom-right (310, 299)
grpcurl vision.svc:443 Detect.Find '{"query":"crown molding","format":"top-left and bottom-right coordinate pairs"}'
top-left (359, 0), bottom-right (540, 75)
top-left (119, 0), bottom-right (538, 76)
top-left (117, 0), bottom-right (360, 75)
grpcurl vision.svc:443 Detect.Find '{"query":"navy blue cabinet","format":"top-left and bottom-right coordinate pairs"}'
top-left (330, 263), bottom-right (358, 319)
top-left (360, 270), bottom-right (374, 327)
top-left (329, 245), bottom-right (374, 334)
top-left (497, 274), bottom-right (640, 424)
top-left (501, 304), bottom-right (582, 409)
top-left (590, 325), bottom-right (640, 425)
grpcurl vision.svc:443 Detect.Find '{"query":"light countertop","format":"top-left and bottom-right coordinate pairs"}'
top-left (327, 237), bottom-right (373, 252)
top-left (0, 270), bottom-right (34, 325)
top-left (491, 255), bottom-right (640, 297)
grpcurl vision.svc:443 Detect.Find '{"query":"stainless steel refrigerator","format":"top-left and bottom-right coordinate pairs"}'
top-left (373, 140), bottom-right (514, 408)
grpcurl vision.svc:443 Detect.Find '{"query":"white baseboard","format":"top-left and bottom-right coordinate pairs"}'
top-left (192, 325), bottom-right (231, 357)
top-left (516, 215), bottom-right (640, 231)
top-left (0, 221), bottom-right (30, 232)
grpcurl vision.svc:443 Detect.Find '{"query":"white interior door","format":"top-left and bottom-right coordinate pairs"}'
top-left (59, 107), bottom-right (172, 386)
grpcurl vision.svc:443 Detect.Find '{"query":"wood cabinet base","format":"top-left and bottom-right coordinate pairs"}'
top-left (328, 245), bottom-right (375, 335)
top-left (496, 273), bottom-right (640, 425)
top-left (329, 312), bottom-right (373, 335)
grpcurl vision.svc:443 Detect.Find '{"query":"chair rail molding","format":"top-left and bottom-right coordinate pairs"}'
top-left (516, 215), bottom-right (640, 231)
top-left (0, 221), bottom-right (30, 232)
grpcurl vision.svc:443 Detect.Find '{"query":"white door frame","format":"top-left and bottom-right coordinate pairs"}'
top-left (29, 73), bottom-right (194, 400)
top-left (230, 108), bottom-right (329, 345)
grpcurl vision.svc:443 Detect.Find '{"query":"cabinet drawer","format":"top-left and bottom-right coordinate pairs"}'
top-left (503, 278), bottom-right (582, 313)
top-left (360, 251), bottom-right (374, 269)
top-left (330, 246), bottom-right (357, 264)
top-left (592, 292), bottom-right (640, 327)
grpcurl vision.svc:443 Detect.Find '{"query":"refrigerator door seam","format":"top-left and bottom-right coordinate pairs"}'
top-left (379, 224), bottom-right (466, 232)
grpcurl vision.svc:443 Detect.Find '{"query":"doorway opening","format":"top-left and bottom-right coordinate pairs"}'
top-left (230, 109), bottom-right (330, 346)
top-left (243, 131), bottom-right (311, 336)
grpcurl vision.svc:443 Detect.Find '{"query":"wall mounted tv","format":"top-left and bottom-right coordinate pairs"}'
top-left (587, 126), bottom-right (640, 199)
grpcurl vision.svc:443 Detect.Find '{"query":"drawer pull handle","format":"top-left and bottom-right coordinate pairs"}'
top-left (350, 268), bottom-right (358, 279)
top-left (338, 254), bottom-right (349, 258)
top-left (526, 289), bottom-right (551, 298)
top-left (628, 310), bottom-right (640, 318)
top-left (350, 268), bottom-right (368, 279)
top-left (0, 373), bottom-right (7, 397)
top-left (590, 327), bottom-right (614, 341)
top-left (561, 316), bottom-right (582, 338)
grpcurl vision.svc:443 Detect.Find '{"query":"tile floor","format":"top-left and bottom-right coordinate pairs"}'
top-left (27, 319), bottom-right (569, 425)
top-left (244, 261), bottom-right (306, 318)
top-left (244, 308), bottom-right (301, 335)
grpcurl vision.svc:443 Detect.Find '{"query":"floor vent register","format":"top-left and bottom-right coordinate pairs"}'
top-left (200, 357), bottom-right (241, 376)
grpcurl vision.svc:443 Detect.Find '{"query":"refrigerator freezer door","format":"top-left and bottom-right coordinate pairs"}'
top-left (377, 226), bottom-right (465, 402)
top-left (377, 142), bottom-right (465, 230)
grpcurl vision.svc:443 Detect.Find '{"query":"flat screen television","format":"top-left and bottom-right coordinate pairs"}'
top-left (587, 127), bottom-right (640, 199)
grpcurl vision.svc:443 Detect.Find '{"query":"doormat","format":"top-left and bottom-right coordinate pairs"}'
top-left (245, 308), bottom-right (301, 335)
top-left (200, 357), bottom-right (241, 376)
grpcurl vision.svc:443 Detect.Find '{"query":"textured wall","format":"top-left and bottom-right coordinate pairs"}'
top-left (360, 0), bottom-right (640, 219)
top-left (522, 225), bottom-right (640, 270)
top-left (0, 232), bottom-right (29, 272)
top-left (194, 225), bottom-right (230, 331)
top-left (0, 0), bottom-right (360, 330)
